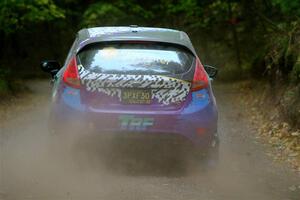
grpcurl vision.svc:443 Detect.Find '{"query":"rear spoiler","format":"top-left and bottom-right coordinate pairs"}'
top-left (76, 36), bottom-right (197, 56)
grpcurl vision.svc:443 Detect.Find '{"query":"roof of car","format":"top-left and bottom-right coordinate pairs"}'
top-left (76, 26), bottom-right (196, 55)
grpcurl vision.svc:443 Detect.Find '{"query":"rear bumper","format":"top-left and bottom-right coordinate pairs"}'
top-left (50, 86), bottom-right (218, 148)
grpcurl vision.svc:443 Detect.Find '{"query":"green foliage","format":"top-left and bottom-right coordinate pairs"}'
top-left (271, 0), bottom-right (300, 16)
top-left (82, 3), bottom-right (127, 27)
top-left (163, 0), bottom-right (200, 19)
top-left (0, 0), bottom-right (65, 34)
top-left (291, 56), bottom-right (300, 82)
top-left (281, 85), bottom-right (300, 127)
top-left (0, 79), bottom-right (9, 95)
top-left (1, 0), bottom-right (300, 85)
top-left (0, 68), bottom-right (10, 95)
top-left (81, 1), bottom-right (154, 27)
top-left (116, 0), bottom-right (154, 21)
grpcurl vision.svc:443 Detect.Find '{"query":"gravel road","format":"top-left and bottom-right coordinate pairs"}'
top-left (0, 80), bottom-right (300, 200)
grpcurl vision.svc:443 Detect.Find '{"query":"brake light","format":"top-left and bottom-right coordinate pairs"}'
top-left (191, 58), bottom-right (208, 91)
top-left (63, 57), bottom-right (80, 88)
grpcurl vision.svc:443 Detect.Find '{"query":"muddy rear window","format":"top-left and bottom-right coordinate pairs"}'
top-left (77, 42), bottom-right (194, 75)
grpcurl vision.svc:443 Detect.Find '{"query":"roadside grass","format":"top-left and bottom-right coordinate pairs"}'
top-left (0, 78), bottom-right (9, 96)
top-left (0, 77), bottom-right (30, 100)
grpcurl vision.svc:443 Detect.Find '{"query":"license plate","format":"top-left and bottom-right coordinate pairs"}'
top-left (121, 89), bottom-right (151, 104)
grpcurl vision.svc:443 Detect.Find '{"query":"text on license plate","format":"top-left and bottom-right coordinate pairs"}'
top-left (121, 89), bottom-right (151, 104)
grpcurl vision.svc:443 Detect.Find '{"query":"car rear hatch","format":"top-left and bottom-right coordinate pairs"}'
top-left (75, 42), bottom-right (196, 112)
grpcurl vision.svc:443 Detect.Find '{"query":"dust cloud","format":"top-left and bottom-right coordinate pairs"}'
top-left (1, 80), bottom-right (300, 200)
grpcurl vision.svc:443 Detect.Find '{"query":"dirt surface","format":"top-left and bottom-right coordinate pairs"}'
top-left (1, 80), bottom-right (300, 200)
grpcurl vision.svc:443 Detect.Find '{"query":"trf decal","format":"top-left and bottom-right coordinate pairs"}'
top-left (119, 115), bottom-right (154, 131)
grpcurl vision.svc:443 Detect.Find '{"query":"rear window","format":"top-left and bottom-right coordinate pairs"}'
top-left (77, 42), bottom-right (194, 75)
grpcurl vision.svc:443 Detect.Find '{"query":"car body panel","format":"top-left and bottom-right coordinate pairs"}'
top-left (49, 26), bottom-right (218, 149)
top-left (78, 67), bottom-right (192, 109)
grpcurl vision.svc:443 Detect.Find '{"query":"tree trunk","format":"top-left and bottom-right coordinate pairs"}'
top-left (227, 1), bottom-right (242, 69)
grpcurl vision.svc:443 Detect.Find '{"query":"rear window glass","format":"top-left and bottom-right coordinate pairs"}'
top-left (77, 42), bottom-right (194, 75)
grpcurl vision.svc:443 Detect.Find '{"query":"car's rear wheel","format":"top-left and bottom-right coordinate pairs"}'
top-left (202, 143), bottom-right (219, 170)
top-left (47, 116), bottom-right (85, 153)
top-left (193, 136), bottom-right (220, 171)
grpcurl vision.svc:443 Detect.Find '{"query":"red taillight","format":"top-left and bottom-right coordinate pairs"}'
top-left (191, 58), bottom-right (208, 92)
top-left (63, 57), bottom-right (80, 88)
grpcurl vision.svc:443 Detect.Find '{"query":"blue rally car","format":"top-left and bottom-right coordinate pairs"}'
top-left (41, 26), bottom-right (219, 165)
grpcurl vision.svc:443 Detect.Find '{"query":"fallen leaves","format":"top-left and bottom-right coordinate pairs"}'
top-left (237, 81), bottom-right (300, 173)
top-left (289, 185), bottom-right (297, 192)
top-left (291, 131), bottom-right (300, 137)
top-left (288, 152), bottom-right (299, 157)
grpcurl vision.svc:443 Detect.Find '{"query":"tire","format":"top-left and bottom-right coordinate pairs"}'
top-left (194, 136), bottom-right (220, 171)
top-left (201, 142), bottom-right (219, 170)
top-left (47, 123), bottom-right (79, 154)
